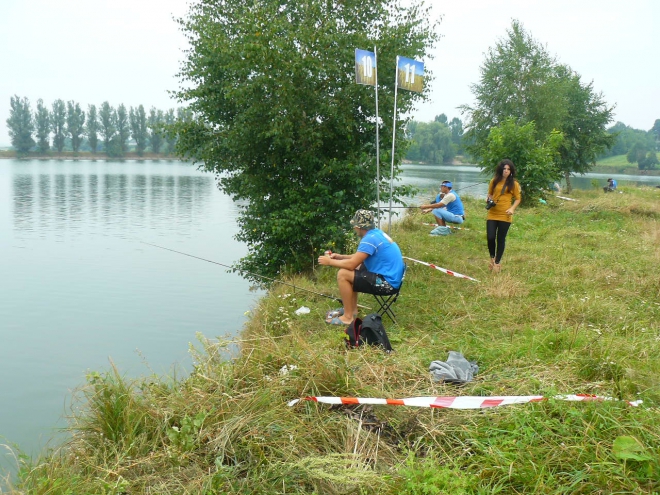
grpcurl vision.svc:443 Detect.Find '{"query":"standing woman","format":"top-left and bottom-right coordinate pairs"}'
top-left (486, 159), bottom-right (521, 272)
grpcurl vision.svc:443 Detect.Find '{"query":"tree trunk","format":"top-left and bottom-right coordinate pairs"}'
top-left (564, 171), bottom-right (572, 194)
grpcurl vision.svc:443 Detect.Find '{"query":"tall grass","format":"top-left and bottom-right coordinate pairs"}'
top-left (6, 186), bottom-right (660, 494)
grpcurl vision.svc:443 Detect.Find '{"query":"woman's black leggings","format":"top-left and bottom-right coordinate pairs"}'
top-left (487, 220), bottom-right (511, 264)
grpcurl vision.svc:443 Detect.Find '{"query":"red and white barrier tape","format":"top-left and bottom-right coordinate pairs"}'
top-left (556, 195), bottom-right (578, 201)
top-left (403, 256), bottom-right (480, 283)
top-left (288, 394), bottom-right (642, 408)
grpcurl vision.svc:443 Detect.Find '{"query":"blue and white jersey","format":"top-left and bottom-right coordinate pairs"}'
top-left (357, 229), bottom-right (405, 289)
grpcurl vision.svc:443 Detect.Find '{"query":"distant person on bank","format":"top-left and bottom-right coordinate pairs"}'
top-left (486, 159), bottom-right (521, 273)
top-left (318, 210), bottom-right (405, 325)
top-left (603, 178), bottom-right (617, 192)
top-left (419, 180), bottom-right (465, 236)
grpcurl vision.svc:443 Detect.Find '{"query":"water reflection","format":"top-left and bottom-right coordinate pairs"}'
top-left (12, 171), bottom-right (214, 234)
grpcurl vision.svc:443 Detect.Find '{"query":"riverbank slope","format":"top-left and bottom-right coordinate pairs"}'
top-left (7, 186), bottom-right (660, 493)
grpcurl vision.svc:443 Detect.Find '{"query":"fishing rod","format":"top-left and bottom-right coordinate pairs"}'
top-left (141, 241), bottom-right (366, 307)
top-left (377, 181), bottom-right (493, 209)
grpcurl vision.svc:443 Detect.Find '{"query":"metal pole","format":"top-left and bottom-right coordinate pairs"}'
top-left (388, 56), bottom-right (399, 232)
top-left (374, 45), bottom-right (380, 229)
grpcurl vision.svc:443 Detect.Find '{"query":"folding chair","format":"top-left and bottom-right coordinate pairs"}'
top-left (372, 264), bottom-right (406, 324)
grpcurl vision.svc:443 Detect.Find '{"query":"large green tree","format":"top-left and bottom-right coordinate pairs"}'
top-left (34, 98), bottom-right (51, 153)
top-left (147, 107), bottom-right (164, 153)
top-left (463, 20), bottom-right (613, 193)
top-left (129, 105), bottom-right (148, 155)
top-left (603, 122), bottom-right (655, 158)
top-left (6, 95), bottom-right (35, 155)
top-left (554, 66), bottom-right (614, 191)
top-left (99, 102), bottom-right (117, 155)
top-left (651, 119), bottom-right (660, 150)
top-left (51, 99), bottom-right (67, 153)
top-left (116, 104), bottom-right (130, 155)
top-left (163, 108), bottom-right (177, 155)
top-left (405, 120), bottom-right (454, 163)
top-left (173, 0), bottom-right (438, 279)
top-left (66, 101), bottom-right (86, 153)
top-left (462, 20), bottom-right (566, 147)
top-left (86, 104), bottom-right (99, 154)
top-left (480, 118), bottom-right (563, 203)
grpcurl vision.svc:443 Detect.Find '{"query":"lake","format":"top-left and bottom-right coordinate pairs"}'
top-left (1, 159), bottom-right (659, 477)
top-left (0, 159), bottom-right (258, 476)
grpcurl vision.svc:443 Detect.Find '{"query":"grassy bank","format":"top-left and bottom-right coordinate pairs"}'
top-left (5, 187), bottom-right (660, 494)
top-left (593, 154), bottom-right (660, 176)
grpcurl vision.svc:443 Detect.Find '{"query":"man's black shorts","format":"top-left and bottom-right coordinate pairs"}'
top-left (353, 266), bottom-right (398, 295)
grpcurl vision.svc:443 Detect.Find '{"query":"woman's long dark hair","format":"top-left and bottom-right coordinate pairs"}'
top-left (489, 159), bottom-right (517, 195)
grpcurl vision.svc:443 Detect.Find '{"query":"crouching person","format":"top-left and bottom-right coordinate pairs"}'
top-left (318, 209), bottom-right (405, 325)
top-left (420, 180), bottom-right (465, 236)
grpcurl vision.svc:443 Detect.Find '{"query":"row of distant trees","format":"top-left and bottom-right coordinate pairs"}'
top-left (406, 115), bottom-right (660, 171)
top-left (6, 96), bottom-right (191, 157)
top-left (405, 114), bottom-right (464, 164)
top-left (602, 120), bottom-right (660, 170)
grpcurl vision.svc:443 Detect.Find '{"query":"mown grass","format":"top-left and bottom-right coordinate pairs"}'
top-left (596, 154), bottom-right (633, 167)
top-left (5, 186), bottom-right (660, 494)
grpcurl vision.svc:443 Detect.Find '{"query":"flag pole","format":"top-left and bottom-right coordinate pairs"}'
top-left (388, 56), bottom-right (399, 232)
top-left (374, 45), bottom-right (380, 229)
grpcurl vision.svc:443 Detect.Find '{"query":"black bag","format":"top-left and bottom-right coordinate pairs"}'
top-left (345, 313), bottom-right (393, 352)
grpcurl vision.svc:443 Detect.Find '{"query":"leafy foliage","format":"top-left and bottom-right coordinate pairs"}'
top-left (116, 104), bottom-right (130, 155)
top-left (462, 20), bottom-right (566, 145)
top-left (6, 95), bottom-right (35, 155)
top-left (463, 20), bottom-right (614, 192)
top-left (51, 99), bottom-right (67, 153)
top-left (66, 101), bottom-right (86, 153)
top-left (147, 107), bottom-right (164, 153)
top-left (129, 105), bottom-right (148, 155)
top-left (553, 66), bottom-right (615, 189)
top-left (99, 101), bottom-right (117, 153)
top-left (34, 98), bottom-right (51, 153)
top-left (479, 118), bottom-right (563, 203)
top-left (405, 119), bottom-right (458, 164)
top-left (172, 0), bottom-right (439, 279)
top-left (601, 121), bottom-right (656, 159)
top-left (627, 141), bottom-right (658, 170)
top-left (86, 104), bottom-right (99, 154)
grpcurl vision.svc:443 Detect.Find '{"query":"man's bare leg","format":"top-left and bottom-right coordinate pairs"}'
top-left (434, 215), bottom-right (446, 226)
top-left (332, 268), bottom-right (357, 324)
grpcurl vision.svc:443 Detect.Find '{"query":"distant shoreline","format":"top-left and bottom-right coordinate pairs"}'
top-left (0, 151), bottom-right (186, 161)
top-left (402, 159), bottom-right (660, 177)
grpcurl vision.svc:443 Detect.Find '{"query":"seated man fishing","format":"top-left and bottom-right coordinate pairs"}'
top-left (419, 180), bottom-right (465, 236)
top-left (318, 209), bottom-right (405, 325)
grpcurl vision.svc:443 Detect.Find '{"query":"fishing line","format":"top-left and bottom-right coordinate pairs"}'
top-left (141, 241), bottom-right (367, 307)
top-left (376, 181), bottom-right (491, 209)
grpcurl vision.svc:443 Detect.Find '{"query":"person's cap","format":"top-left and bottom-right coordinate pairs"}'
top-left (441, 181), bottom-right (453, 189)
top-left (350, 209), bottom-right (375, 230)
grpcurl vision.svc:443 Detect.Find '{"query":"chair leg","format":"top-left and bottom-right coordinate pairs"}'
top-left (373, 293), bottom-right (399, 324)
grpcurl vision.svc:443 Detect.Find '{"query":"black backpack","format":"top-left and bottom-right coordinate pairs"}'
top-left (345, 313), bottom-right (393, 352)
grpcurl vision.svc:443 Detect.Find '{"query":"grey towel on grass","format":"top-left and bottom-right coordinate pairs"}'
top-left (429, 351), bottom-right (479, 384)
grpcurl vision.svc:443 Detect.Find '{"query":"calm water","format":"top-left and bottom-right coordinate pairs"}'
top-left (0, 160), bottom-right (258, 475)
top-left (400, 163), bottom-right (660, 200)
top-left (1, 159), bottom-right (659, 476)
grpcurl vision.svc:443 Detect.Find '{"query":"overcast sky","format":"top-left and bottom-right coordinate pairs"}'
top-left (1, 0), bottom-right (657, 146)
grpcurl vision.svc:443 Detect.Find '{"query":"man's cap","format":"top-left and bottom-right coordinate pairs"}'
top-left (350, 209), bottom-right (375, 230)
top-left (441, 181), bottom-right (453, 189)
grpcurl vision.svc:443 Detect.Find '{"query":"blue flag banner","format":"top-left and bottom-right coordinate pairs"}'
top-left (396, 56), bottom-right (424, 92)
top-left (355, 49), bottom-right (377, 86)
